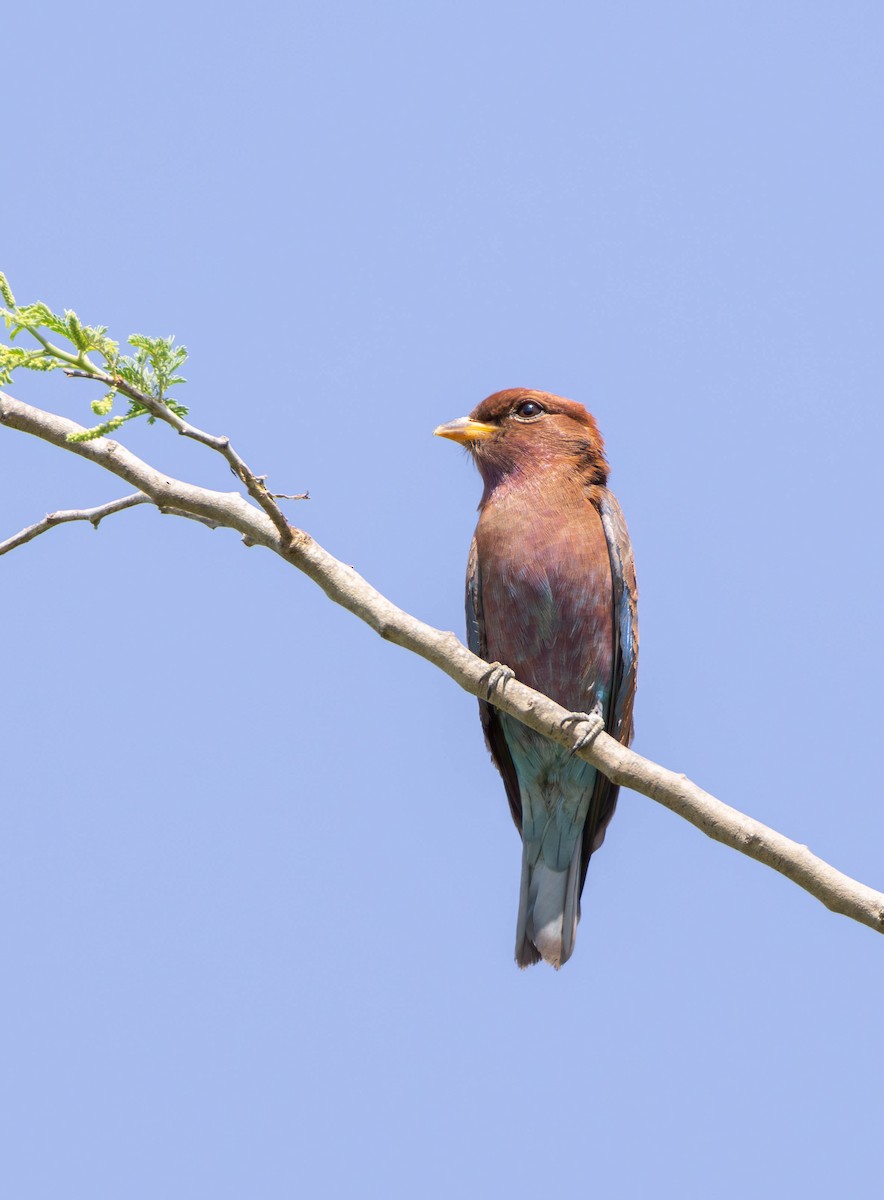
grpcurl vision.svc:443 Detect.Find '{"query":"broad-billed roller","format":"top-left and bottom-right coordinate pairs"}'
top-left (435, 389), bottom-right (638, 968)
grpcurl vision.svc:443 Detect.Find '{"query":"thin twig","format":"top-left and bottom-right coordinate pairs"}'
top-left (0, 492), bottom-right (150, 556)
top-left (63, 366), bottom-right (297, 545)
top-left (2, 386), bottom-right (883, 936)
top-left (0, 492), bottom-right (225, 556)
top-left (158, 507), bottom-right (224, 530)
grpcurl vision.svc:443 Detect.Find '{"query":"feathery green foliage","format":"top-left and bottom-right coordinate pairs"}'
top-left (0, 271), bottom-right (188, 441)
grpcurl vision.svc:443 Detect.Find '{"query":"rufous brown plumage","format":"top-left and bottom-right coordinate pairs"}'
top-left (435, 389), bottom-right (638, 968)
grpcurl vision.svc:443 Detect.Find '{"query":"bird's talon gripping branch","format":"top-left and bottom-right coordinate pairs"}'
top-left (561, 711), bottom-right (605, 757)
top-left (482, 662), bottom-right (515, 700)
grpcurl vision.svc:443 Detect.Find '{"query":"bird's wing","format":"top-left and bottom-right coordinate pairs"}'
top-left (597, 488), bottom-right (639, 746)
top-left (579, 487), bottom-right (639, 885)
top-left (466, 537), bottom-right (524, 832)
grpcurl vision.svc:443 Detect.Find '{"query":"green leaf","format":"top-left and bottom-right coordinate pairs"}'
top-left (6, 301), bottom-right (58, 340)
top-left (0, 344), bottom-right (60, 385)
top-left (1, 270), bottom-right (189, 429)
top-left (117, 333), bottom-right (188, 403)
top-left (91, 392), bottom-right (116, 416)
top-left (66, 414), bottom-right (128, 443)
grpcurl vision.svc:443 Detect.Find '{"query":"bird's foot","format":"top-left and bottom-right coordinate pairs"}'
top-left (562, 711), bottom-right (605, 757)
top-left (481, 662), bottom-right (515, 701)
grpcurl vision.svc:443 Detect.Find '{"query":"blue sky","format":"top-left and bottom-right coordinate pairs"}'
top-left (3, 2), bottom-right (883, 1196)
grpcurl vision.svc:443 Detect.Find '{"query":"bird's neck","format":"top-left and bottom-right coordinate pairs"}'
top-left (478, 455), bottom-right (592, 514)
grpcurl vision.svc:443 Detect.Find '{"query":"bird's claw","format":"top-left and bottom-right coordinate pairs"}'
top-left (482, 662), bottom-right (515, 701)
top-left (562, 711), bottom-right (604, 757)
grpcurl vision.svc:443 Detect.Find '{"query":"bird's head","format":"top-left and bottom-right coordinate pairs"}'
top-left (434, 389), bottom-right (608, 490)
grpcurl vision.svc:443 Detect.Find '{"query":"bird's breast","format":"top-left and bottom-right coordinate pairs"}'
top-left (474, 483), bottom-right (614, 713)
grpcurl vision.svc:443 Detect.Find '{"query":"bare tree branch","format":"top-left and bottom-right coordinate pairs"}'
top-left (2, 387), bottom-right (883, 935)
top-left (0, 492), bottom-right (150, 556)
top-left (0, 491), bottom-right (226, 555)
top-left (63, 365), bottom-right (297, 544)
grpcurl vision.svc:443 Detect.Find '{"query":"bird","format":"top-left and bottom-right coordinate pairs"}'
top-left (434, 389), bottom-right (638, 968)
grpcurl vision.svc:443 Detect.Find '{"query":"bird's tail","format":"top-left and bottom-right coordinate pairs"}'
top-left (514, 836), bottom-right (583, 969)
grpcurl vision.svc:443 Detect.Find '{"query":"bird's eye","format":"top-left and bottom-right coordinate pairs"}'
top-left (513, 400), bottom-right (545, 420)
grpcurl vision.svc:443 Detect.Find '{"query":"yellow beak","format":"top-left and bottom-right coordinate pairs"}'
top-left (433, 417), bottom-right (497, 445)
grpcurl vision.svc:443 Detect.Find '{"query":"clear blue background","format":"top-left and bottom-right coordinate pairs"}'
top-left (3, 3), bottom-right (883, 1196)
